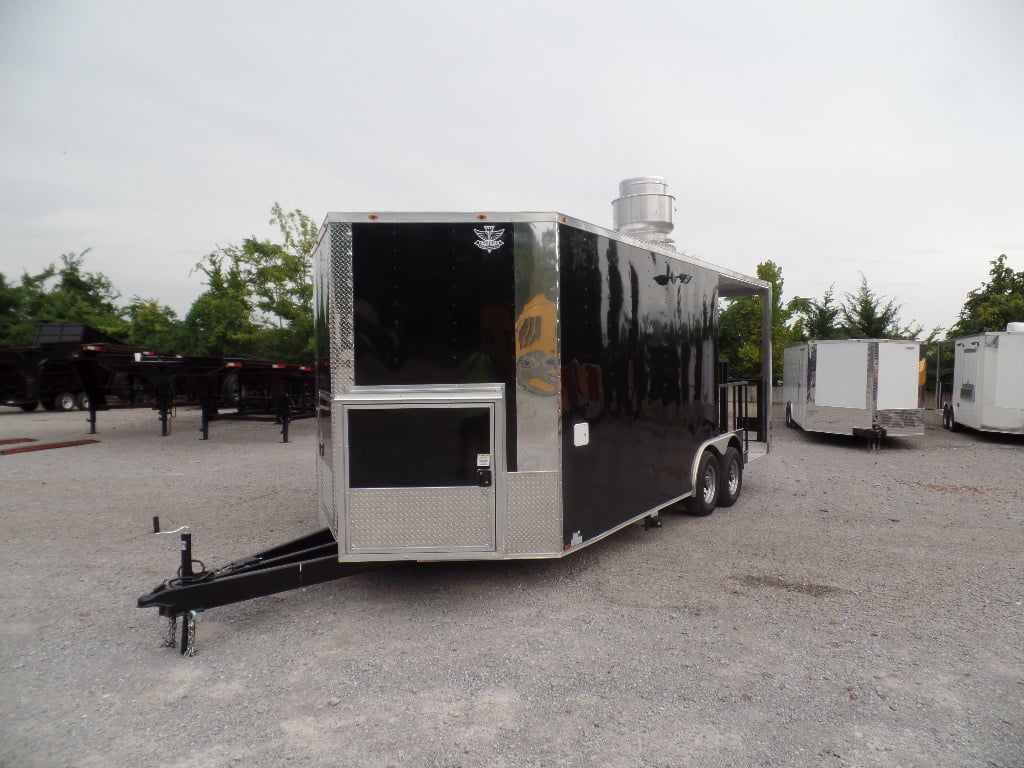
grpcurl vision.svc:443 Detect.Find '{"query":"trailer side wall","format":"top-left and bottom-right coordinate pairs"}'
top-left (558, 224), bottom-right (720, 545)
top-left (953, 332), bottom-right (1024, 433)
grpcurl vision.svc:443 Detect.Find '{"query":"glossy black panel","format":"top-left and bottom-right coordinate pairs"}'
top-left (350, 222), bottom-right (517, 470)
top-left (351, 223), bottom-right (515, 388)
top-left (348, 407), bottom-right (490, 488)
top-left (559, 225), bottom-right (720, 544)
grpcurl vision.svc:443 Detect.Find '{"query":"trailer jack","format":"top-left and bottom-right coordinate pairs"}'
top-left (852, 424), bottom-right (887, 451)
top-left (138, 517), bottom-right (382, 656)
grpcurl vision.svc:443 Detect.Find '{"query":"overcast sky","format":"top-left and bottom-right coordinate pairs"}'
top-left (2, 0), bottom-right (1022, 336)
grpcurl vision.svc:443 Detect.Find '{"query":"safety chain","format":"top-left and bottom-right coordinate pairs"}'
top-left (182, 611), bottom-right (197, 657)
top-left (165, 615), bottom-right (177, 648)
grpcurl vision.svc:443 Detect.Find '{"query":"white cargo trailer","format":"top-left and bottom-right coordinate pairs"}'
top-left (942, 323), bottom-right (1024, 435)
top-left (783, 339), bottom-right (925, 440)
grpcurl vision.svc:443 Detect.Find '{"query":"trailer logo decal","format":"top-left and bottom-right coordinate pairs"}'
top-left (474, 226), bottom-right (505, 253)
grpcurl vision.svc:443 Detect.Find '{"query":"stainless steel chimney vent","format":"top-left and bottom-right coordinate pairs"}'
top-left (612, 176), bottom-right (675, 246)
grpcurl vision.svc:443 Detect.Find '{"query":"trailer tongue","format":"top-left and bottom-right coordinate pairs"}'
top-left (138, 520), bottom-right (384, 655)
top-left (138, 181), bottom-right (773, 655)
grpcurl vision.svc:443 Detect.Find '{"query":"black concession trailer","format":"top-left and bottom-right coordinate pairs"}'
top-left (139, 180), bottom-right (773, 654)
top-left (314, 211), bottom-right (771, 559)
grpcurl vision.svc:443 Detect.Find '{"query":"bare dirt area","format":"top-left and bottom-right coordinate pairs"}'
top-left (1, 405), bottom-right (1021, 767)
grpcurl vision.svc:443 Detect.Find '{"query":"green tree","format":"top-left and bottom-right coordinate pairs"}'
top-left (181, 204), bottom-right (316, 362)
top-left (788, 284), bottom-right (842, 341)
top-left (123, 297), bottom-right (182, 351)
top-left (839, 274), bottom-right (922, 339)
top-left (45, 252), bottom-right (129, 338)
top-left (719, 260), bottom-right (795, 381)
top-left (0, 273), bottom-right (27, 345)
top-left (0, 252), bottom-right (130, 346)
top-left (950, 254), bottom-right (1024, 337)
top-left (182, 253), bottom-right (259, 357)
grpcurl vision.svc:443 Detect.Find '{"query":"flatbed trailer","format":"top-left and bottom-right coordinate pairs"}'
top-left (73, 347), bottom-right (314, 440)
top-left (1, 337), bottom-right (315, 441)
top-left (138, 180), bottom-right (774, 654)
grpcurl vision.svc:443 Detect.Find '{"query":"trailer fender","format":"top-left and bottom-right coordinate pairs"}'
top-left (685, 433), bottom-right (743, 516)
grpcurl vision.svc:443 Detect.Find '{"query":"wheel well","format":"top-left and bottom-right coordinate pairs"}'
top-left (690, 434), bottom-right (740, 490)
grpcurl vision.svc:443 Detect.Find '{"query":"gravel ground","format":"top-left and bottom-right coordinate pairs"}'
top-left (0, 404), bottom-right (1021, 768)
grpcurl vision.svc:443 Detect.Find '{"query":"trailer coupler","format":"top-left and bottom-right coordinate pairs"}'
top-left (138, 519), bottom-right (383, 656)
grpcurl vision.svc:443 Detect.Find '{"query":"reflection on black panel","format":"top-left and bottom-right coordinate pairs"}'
top-left (557, 224), bottom-right (720, 543)
top-left (351, 223), bottom-right (515, 387)
top-left (348, 407), bottom-right (491, 488)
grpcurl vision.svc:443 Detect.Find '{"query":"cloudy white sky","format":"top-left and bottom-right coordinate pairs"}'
top-left (1, 0), bottom-right (1021, 336)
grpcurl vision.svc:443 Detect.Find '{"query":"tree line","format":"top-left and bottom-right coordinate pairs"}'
top-left (0, 204), bottom-right (316, 365)
top-left (2, 204), bottom-right (1022, 379)
top-left (719, 254), bottom-right (1024, 383)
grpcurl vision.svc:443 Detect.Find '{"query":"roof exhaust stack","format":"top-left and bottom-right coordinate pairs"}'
top-left (612, 176), bottom-right (676, 247)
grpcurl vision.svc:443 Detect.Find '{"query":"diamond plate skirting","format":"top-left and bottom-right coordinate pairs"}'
top-left (801, 405), bottom-right (871, 435)
top-left (876, 408), bottom-right (925, 435)
top-left (347, 487), bottom-right (495, 552)
top-left (329, 222), bottom-right (354, 394)
top-left (316, 460), bottom-right (335, 532)
top-left (505, 472), bottom-right (561, 555)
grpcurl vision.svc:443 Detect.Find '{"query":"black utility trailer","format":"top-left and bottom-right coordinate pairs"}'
top-left (0, 324), bottom-right (122, 412)
top-left (139, 191), bottom-right (773, 656)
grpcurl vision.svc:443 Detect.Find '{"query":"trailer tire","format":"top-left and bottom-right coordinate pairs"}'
top-left (686, 451), bottom-right (719, 516)
top-left (785, 402), bottom-right (795, 428)
top-left (54, 391), bottom-right (77, 411)
top-left (718, 447), bottom-right (742, 508)
top-left (222, 372), bottom-right (240, 407)
top-left (19, 402), bottom-right (39, 412)
top-left (75, 392), bottom-right (90, 410)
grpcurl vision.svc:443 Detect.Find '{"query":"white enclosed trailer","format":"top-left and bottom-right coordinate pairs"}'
top-left (942, 323), bottom-right (1024, 434)
top-left (783, 339), bottom-right (925, 439)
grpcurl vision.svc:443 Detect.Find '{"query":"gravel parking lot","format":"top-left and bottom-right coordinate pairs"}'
top-left (1, 404), bottom-right (1021, 768)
